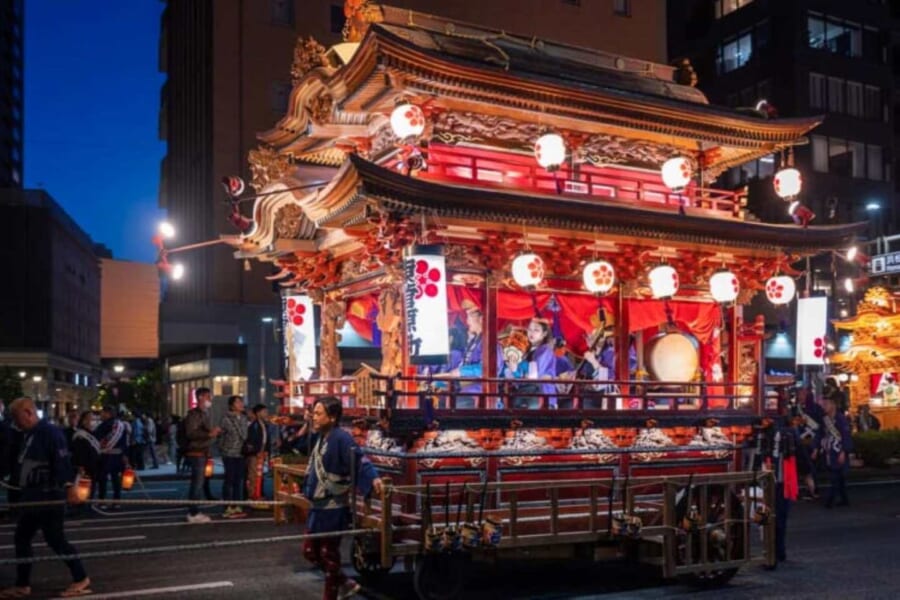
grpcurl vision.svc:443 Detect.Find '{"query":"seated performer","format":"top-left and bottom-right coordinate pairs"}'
top-left (431, 300), bottom-right (484, 408)
top-left (497, 328), bottom-right (530, 409)
top-left (516, 318), bottom-right (558, 409)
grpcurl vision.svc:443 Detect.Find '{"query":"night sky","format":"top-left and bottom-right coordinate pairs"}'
top-left (24, 1), bottom-right (165, 263)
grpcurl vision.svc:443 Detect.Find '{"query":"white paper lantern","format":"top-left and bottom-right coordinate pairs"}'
top-left (765, 275), bottom-right (796, 305)
top-left (773, 167), bottom-right (801, 199)
top-left (390, 103), bottom-right (426, 140)
top-left (648, 264), bottom-right (679, 299)
top-left (533, 133), bottom-right (566, 171)
top-left (582, 260), bottom-right (616, 294)
top-left (709, 269), bottom-right (739, 303)
top-left (661, 157), bottom-right (692, 191)
top-left (512, 253), bottom-right (544, 288)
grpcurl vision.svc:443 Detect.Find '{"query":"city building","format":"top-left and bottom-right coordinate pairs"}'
top-left (0, 0), bottom-right (24, 188)
top-left (668, 0), bottom-right (900, 371)
top-left (0, 189), bottom-right (101, 418)
top-left (157, 0), bottom-right (667, 412)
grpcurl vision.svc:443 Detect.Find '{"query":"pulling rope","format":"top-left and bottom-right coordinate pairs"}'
top-left (0, 497), bottom-right (287, 511)
top-left (0, 528), bottom-right (376, 567)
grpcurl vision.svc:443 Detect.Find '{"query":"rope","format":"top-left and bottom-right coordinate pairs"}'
top-left (0, 528), bottom-right (377, 567)
top-left (364, 443), bottom-right (740, 460)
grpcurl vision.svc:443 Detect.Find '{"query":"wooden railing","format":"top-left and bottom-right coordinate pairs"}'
top-left (415, 143), bottom-right (747, 220)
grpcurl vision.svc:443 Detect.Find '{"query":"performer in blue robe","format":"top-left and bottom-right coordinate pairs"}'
top-left (816, 394), bottom-right (852, 508)
top-left (302, 396), bottom-right (382, 600)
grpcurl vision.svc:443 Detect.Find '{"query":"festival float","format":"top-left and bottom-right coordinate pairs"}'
top-left (220, 2), bottom-right (865, 593)
top-left (831, 286), bottom-right (900, 428)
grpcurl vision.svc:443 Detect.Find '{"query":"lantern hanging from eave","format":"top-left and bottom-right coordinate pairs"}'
top-left (582, 260), bottom-right (616, 294)
top-left (765, 275), bottom-right (796, 305)
top-left (512, 252), bottom-right (545, 288)
top-left (648, 264), bottom-right (679, 299)
top-left (390, 103), bottom-right (426, 140)
top-left (709, 269), bottom-right (739, 303)
top-left (533, 133), bottom-right (566, 171)
top-left (774, 167), bottom-right (802, 199)
top-left (661, 156), bottom-right (692, 192)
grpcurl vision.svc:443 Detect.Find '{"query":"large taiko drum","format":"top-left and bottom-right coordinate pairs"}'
top-left (646, 331), bottom-right (699, 383)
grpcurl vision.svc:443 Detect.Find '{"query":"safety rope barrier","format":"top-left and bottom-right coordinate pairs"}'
top-left (362, 443), bottom-right (742, 460)
top-left (0, 528), bottom-right (377, 566)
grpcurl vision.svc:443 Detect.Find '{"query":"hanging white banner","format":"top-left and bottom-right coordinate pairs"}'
top-left (795, 296), bottom-right (827, 366)
top-left (285, 295), bottom-right (316, 390)
top-left (403, 245), bottom-right (450, 365)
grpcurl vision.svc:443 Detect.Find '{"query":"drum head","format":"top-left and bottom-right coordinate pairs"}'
top-left (646, 332), bottom-right (699, 383)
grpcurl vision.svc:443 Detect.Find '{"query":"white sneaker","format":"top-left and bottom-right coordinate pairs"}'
top-left (186, 512), bottom-right (212, 524)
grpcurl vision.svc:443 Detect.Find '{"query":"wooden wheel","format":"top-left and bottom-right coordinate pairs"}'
top-left (413, 553), bottom-right (468, 600)
top-left (351, 535), bottom-right (394, 580)
top-left (678, 487), bottom-right (743, 588)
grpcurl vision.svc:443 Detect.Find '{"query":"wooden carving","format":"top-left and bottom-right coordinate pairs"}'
top-left (343, 0), bottom-right (383, 43)
top-left (362, 210), bottom-right (416, 267)
top-left (432, 111), bottom-right (680, 169)
top-left (307, 92), bottom-right (334, 124)
top-left (274, 203), bottom-right (307, 239)
top-left (279, 252), bottom-right (342, 291)
top-left (377, 285), bottom-right (403, 376)
top-left (320, 299), bottom-right (347, 379)
top-left (248, 145), bottom-right (294, 192)
top-left (291, 36), bottom-right (328, 85)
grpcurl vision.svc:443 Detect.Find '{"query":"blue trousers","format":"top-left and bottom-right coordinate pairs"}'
top-left (15, 508), bottom-right (87, 586)
top-left (774, 482), bottom-right (791, 562)
top-left (826, 468), bottom-right (848, 507)
top-left (222, 456), bottom-right (246, 503)
top-left (98, 454), bottom-right (124, 501)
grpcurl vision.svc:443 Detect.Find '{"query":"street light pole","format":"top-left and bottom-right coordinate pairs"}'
top-left (260, 317), bottom-right (274, 407)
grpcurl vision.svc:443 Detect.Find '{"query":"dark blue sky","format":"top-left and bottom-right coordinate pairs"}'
top-left (25, 1), bottom-right (165, 263)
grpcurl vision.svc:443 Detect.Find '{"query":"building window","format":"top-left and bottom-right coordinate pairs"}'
top-left (811, 135), bottom-right (884, 180)
top-left (714, 0), bottom-right (754, 19)
top-left (827, 77), bottom-right (844, 113)
top-left (863, 85), bottom-right (882, 120)
top-left (270, 0), bottom-right (294, 26)
top-left (716, 32), bottom-right (752, 73)
top-left (809, 73), bottom-right (825, 109)
top-left (808, 13), bottom-right (862, 57)
top-left (846, 81), bottom-right (863, 117)
top-left (270, 81), bottom-right (292, 114)
top-left (330, 4), bottom-right (345, 34)
top-left (613, 0), bottom-right (630, 16)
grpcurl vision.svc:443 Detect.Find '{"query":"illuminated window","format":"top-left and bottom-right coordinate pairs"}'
top-left (716, 32), bottom-right (752, 73)
top-left (714, 0), bottom-right (754, 19)
top-left (808, 13), bottom-right (862, 57)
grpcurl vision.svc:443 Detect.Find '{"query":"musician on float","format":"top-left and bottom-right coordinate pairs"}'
top-left (433, 300), bottom-right (484, 408)
top-left (523, 317), bottom-right (559, 408)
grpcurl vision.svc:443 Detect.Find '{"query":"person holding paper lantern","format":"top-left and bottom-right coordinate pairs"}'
top-left (70, 411), bottom-right (101, 510)
top-left (93, 405), bottom-right (128, 510)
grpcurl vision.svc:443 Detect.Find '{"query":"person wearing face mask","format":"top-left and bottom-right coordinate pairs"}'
top-left (183, 388), bottom-right (221, 523)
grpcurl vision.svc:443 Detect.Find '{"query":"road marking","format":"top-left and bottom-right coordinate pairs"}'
top-left (123, 488), bottom-right (178, 494)
top-left (50, 581), bottom-right (234, 599)
top-left (0, 535), bottom-right (145, 550)
top-left (0, 517), bottom-right (273, 536)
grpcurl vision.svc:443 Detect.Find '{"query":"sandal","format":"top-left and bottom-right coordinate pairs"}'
top-left (0, 587), bottom-right (31, 599)
top-left (60, 578), bottom-right (91, 598)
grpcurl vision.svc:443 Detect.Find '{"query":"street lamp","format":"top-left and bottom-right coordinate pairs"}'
top-left (18, 371), bottom-right (26, 379)
top-left (113, 364), bottom-right (125, 374)
top-left (260, 317), bottom-right (274, 406)
top-left (866, 201), bottom-right (881, 212)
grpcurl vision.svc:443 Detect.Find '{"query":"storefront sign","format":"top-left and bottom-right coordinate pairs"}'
top-left (403, 245), bottom-right (449, 365)
top-left (795, 296), bottom-right (827, 366)
top-left (869, 251), bottom-right (900, 275)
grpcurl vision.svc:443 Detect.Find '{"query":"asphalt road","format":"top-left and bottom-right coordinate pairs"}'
top-left (1, 477), bottom-right (899, 599)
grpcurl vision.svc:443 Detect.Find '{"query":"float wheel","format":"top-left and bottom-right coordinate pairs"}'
top-left (413, 553), bottom-right (468, 600)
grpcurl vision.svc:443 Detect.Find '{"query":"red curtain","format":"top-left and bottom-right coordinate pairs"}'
top-left (496, 291), bottom-right (616, 353)
top-left (626, 300), bottom-right (720, 344)
top-left (346, 294), bottom-right (378, 342)
top-left (447, 285), bottom-right (484, 323)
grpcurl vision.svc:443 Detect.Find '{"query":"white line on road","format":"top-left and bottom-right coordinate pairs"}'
top-left (50, 581), bottom-right (234, 599)
top-left (123, 488), bottom-right (178, 494)
top-left (0, 535), bottom-right (146, 550)
top-left (0, 517), bottom-right (273, 536)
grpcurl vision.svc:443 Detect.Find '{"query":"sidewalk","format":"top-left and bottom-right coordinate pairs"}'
top-left (134, 459), bottom-right (225, 481)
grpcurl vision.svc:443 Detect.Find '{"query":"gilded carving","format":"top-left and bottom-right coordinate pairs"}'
top-left (291, 36), bottom-right (328, 85)
top-left (274, 203), bottom-right (306, 239)
top-left (343, 0), bottom-right (383, 43)
top-left (362, 210), bottom-right (416, 266)
top-left (307, 93), bottom-right (334, 124)
top-left (248, 146), bottom-right (295, 192)
top-left (432, 111), bottom-right (680, 169)
top-left (673, 58), bottom-right (699, 88)
top-left (376, 285), bottom-right (403, 376)
top-left (320, 299), bottom-right (347, 379)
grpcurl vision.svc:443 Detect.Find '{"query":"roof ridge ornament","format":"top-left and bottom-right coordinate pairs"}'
top-left (343, 0), bottom-right (384, 43)
top-left (291, 36), bottom-right (328, 85)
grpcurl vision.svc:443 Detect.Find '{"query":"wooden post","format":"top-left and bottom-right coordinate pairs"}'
top-left (380, 479), bottom-right (393, 570)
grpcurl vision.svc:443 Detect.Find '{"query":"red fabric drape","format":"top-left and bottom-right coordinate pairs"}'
top-left (495, 291), bottom-right (616, 354)
top-left (626, 300), bottom-right (720, 344)
top-left (447, 286), bottom-right (484, 323)
top-left (783, 457), bottom-right (799, 501)
top-left (346, 294), bottom-right (377, 342)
